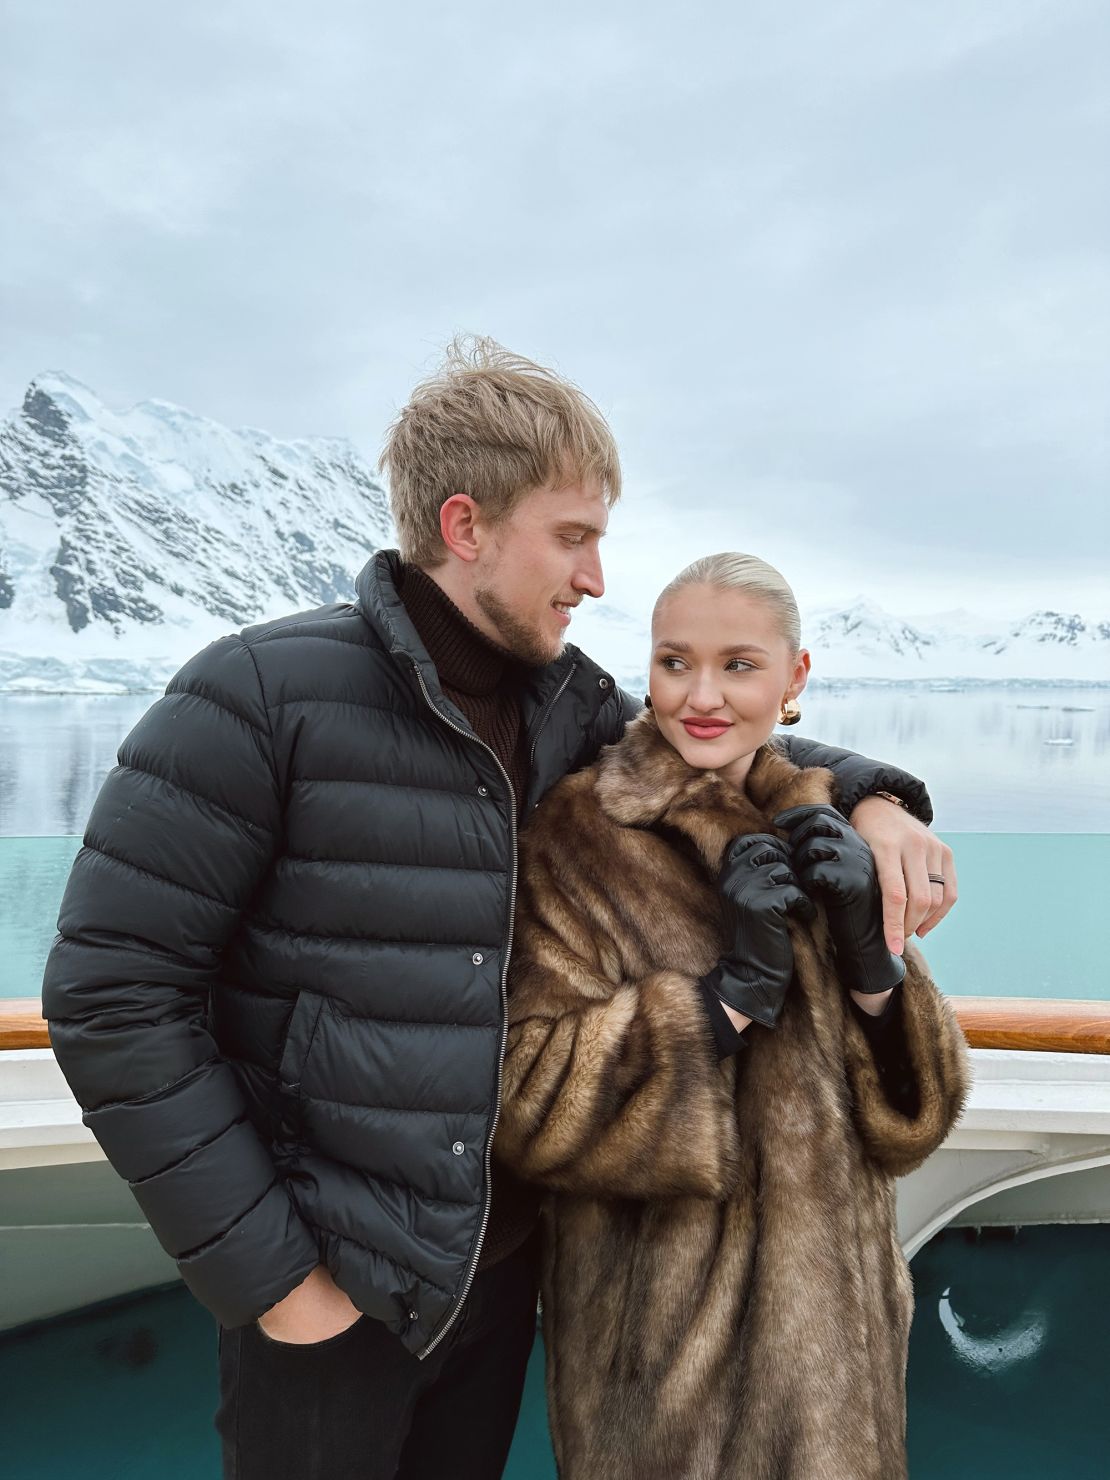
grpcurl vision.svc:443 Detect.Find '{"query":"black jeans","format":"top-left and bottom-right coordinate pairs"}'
top-left (215, 1236), bottom-right (540, 1480)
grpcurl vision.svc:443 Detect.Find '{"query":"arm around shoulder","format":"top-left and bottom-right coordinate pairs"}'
top-left (776, 732), bottom-right (933, 824)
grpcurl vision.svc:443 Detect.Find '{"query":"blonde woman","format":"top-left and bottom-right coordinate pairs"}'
top-left (497, 553), bottom-right (969, 1480)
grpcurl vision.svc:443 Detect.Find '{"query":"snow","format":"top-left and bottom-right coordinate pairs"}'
top-left (2, 372), bottom-right (1108, 694)
top-left (1, 372), bottom-right (394, 685)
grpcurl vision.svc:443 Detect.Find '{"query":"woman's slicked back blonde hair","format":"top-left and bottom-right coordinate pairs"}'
top-left (654, 552), bottom-right (802, 652)
top-left (380, 335), bottom-right (622, 567)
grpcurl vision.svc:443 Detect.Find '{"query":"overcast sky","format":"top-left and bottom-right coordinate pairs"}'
top-left (2, 0), bottom-right (1107, 624)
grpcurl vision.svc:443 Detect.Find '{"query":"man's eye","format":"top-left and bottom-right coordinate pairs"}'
top-left (561, 536), bottom-right (585, 547)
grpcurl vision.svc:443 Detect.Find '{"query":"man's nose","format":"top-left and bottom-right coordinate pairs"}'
top-left (573, 548), bottom-right (605, 600)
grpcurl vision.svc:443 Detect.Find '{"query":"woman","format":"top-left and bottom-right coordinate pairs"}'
top-left (496, 553), bottom-right (970, 1480)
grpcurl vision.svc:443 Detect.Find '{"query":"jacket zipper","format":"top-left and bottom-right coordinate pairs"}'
top-left (409, 661), bottom-right (519, 1359)
top-left (528, 661), bottom-right (578, 769)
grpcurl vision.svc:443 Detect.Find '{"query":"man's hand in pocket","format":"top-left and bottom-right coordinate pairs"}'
top-left (256, 1265), bottom-right (362, 1344)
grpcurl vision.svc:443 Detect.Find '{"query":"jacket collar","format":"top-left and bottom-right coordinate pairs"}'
top-left (354, 549), bottom-right (614, 736)
top-left (594, 709), bottom-right (837, 873)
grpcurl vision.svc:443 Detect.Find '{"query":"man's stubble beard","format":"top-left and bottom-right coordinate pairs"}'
top-left (474, 582), bottom-right (562, 668)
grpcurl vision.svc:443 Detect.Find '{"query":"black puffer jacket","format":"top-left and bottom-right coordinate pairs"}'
top-left (42, 550), bottom-right (931, 1357)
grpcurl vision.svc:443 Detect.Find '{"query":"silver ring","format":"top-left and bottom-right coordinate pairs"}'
top-left (928, 873), bottom-right (946, 885)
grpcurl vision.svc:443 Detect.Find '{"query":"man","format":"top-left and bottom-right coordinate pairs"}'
top-left (43, 339), bottom-right (955, 1480)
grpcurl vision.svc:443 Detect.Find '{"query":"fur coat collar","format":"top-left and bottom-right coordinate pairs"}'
top-left (595, 709), bottom-right (837, 862)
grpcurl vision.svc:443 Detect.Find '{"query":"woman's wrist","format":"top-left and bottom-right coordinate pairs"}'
top-left (720, 1001), bottom-right (753, 1033)
top-left (849, 986), bottom-right (895, 1017)
top-left (695, 975), bottom-right (751, 1058)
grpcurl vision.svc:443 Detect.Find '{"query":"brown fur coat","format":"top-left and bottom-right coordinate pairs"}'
top-left (497, 712), bottom-right (970, 1480)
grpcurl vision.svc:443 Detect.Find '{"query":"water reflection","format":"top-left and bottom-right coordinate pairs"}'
top-left (786, 684), bottom-right (1109, 832)
top-left (0, 695), bottom-right (150, 837)
top-left (0, 685), bottom-right (1107, 837)
top-left (937, 1285), bottom-right (1048, 1374)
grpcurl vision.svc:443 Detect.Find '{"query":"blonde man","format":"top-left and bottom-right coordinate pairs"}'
top-left (43, 339), bottom-right (952, 1480)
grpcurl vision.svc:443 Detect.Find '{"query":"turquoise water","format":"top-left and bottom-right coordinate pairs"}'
top-left (2, 837), bottom-right (78, 1000)
top-left (907, 1225), bottom-right (1110, 1477)
top-left (1, 1225), bottom-right (1106, 1478)
top-left (5, 833), bottom-right (1107, 1002)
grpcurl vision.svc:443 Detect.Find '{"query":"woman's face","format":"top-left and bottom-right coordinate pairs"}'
top-left (649, 584), bottom-right (810, 787)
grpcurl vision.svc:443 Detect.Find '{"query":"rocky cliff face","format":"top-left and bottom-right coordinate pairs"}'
top-left (1, 373), bottom-right (394, 689)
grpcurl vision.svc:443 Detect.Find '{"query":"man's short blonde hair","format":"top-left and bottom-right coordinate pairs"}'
top-left (380, 336), bottom-right (622, 567)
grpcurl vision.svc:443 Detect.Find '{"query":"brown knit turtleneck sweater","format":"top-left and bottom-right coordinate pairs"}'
top-left (397, 563), bottom-right (540, 1269)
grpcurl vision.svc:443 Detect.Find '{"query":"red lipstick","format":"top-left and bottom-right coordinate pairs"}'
top-left (681, 719), bottom-right (732, 740)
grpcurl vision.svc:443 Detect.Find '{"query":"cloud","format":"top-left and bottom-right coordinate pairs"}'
top-left (1, 0), bottom-right (1106, 620)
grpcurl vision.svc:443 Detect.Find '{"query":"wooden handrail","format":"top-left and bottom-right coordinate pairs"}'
top-left (952, 996), bottom-right (1110, 1056)
top-left (3, 995), bottom-right (1110, 1055)
top-left (1, 998), bottom-right (52, 1050)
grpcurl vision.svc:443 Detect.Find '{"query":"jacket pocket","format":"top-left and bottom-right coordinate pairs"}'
top-left (278, 990), bottom-right (325, 1090)
top-left (275, 988), bottom-right (325, 1148)
top-left (253, 1312), bottom-right (367, 1351)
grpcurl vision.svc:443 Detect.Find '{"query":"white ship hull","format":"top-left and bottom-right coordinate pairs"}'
top-left (3, 1044), bottom-right (1110, 1333)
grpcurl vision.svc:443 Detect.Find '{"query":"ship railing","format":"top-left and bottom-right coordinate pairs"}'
top-left (4, 993), bottom-right (1110, 1053)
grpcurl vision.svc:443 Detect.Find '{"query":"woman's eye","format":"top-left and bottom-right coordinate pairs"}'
top-left (658, 656), bottom-right (753, 673)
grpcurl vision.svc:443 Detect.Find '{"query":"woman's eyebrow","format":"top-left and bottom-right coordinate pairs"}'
top-left (655, 640), bottom-right (770, 656)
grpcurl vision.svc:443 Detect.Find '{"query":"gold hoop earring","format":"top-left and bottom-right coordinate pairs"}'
top-left (779, 698), bottom-right (802, 726)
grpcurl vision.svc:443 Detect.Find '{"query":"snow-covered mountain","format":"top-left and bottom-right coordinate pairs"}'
top-left (571, 595), bottom-right (1110, 694)
top-left (1, 375), bottom-right (1107, 693)
top-left (804, 599), bottom-right (1110, 684)
top-left (0, 373), bottom-right (394, 691)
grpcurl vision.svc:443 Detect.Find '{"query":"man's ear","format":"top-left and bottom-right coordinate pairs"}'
top-left (439, 494), bottom-right (483, 564)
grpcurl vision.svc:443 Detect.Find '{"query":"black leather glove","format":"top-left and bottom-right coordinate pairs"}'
top-left (773, 804), bottom-right (906, 995)
top-left (701, 834), bottom-right (816, 1029)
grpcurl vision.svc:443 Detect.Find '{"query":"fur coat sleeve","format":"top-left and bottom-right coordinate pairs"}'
top-left (841, 941), bottom-right (969, 1177)
top-left (498, 783), bottom-right (741, 1201)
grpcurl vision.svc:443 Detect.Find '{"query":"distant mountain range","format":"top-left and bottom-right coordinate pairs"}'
top-left (568, 596), bottom-right (1110, 696)
top-left (804, 599), bottom-right (1110, 684)
top-left (1, 375), bottom-right (1107, 693)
